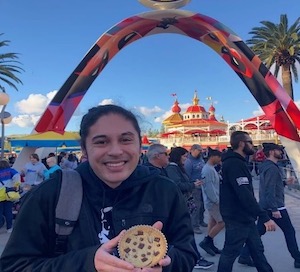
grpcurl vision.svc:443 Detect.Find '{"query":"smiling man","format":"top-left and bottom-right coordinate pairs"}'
top-left (1, 105), bottom-right (198, 272)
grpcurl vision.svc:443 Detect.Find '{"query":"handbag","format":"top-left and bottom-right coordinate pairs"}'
top-left (0, 181), bottom-right (21, 202)
top-left (184, 192), bottom-right (197, 215)
top-left (5, 189), bottom-right (21, 202)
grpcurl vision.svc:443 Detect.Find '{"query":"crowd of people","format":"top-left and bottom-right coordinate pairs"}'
top-left (0, 104), bottom-right (298, 272)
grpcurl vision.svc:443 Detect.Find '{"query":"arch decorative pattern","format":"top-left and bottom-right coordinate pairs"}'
top-left (29, 9), bottom-right (300, 174)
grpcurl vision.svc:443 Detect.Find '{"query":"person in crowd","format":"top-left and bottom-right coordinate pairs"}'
top-left (0, 160), bottom-right (20, 233)
top-left (253, 145), bottom-right (266, 176)
top-left (42, 152), bottom-right (56, 169)
top-left (60, 153), bottom-right (78, 170)
top-left (258, 143), bottom-right (300, 269)
top-left (43, 157), bottom-right (61, 180)
top-left (21, 153), bottom-right (46, 187)
top-left (166, 147), bottom-right (213, 270)
top-left (217, 131), bottom-right (276, 272)
top-left (184, 144), bottom-right (207, 234)
top-left (199, 149), bottom-right (224, 256)
top-left (57, 151), bottom-right (66, 166)
top-left (1, 104), bottom-right (198, 272)
top-left (8, 155), bottom-right (16, 168)
top-left (144, 144), bottom-right (169, 176)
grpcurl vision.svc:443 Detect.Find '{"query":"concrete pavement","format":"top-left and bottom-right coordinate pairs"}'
top-left (192, 179), bottom-right (300, 272)
top-left (0, 179), bottom-right (300, 271)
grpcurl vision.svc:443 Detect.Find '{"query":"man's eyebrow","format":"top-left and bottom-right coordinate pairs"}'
top-left (121, 132), bottom-right (135, 137)
top-left (91, 132), bottom-right (135, 141)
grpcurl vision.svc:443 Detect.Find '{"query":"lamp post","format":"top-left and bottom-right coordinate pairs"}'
top-left (0, 87), bottom-right (12, 159)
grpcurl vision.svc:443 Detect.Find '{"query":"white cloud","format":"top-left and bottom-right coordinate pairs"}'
top-left (11, 90), bottom-right (60, 130)
top-left (12, 114), bottom-right (40, 128)
top-left (14, 91), bottom-right (58, 115)
top-left (136, 106), bottom-right (163, 116)
top-left (252, 106), bottom-right (264, 116)
top-left (154, 110), bottom-right (172, 123)
top-left (99, 99), bottom-right (114, 105)
top-left (180, 103), bottom-right (190, 111)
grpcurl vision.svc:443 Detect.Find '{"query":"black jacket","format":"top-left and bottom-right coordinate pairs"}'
top-left (0, 162), bottom-right (197, 271)
top-left (165, 163), bottom-right (195, 194)
top-left (143, 161), bottom-right (168, 177)
top-left (220, 150), bottom-right (269, 224)
top-left (259, 159), bottom-right (285, 211)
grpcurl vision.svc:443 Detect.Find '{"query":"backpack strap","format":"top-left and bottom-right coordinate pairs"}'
top-left (55, 169), bottom-right (83, 255)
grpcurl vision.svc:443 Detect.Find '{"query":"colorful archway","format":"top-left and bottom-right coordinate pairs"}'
top-left (16, 9), bottom-right (300, 174)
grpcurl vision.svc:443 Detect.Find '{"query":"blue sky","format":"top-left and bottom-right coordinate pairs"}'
top-left (1, 0), bottom-right (300, 135)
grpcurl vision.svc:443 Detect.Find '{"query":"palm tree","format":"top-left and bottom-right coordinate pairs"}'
top-left (246, 14), bottom-right (300, 100)
top-left (0, 33), bottom-right (23, 91)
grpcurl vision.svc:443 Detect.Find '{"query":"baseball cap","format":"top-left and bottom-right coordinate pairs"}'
top-left (190, 144), bottom-right (202, 151)
top-left (262, 143), bottom-right (284, 152)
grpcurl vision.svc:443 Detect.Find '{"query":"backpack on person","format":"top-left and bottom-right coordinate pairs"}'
top-left (54, 169), bottom-right (83, 255)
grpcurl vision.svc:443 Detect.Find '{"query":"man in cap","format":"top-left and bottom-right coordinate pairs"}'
top-left (258, 143), bottom-right (300, 269)
top-left (184, 144), bottom-right (207, 234)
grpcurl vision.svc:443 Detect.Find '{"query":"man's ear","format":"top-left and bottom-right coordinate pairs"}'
top-left (81, 147), bottom-right (88, 159)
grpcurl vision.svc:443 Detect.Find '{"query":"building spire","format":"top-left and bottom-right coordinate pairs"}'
top-left (193, 90), bottom-right (199, 105)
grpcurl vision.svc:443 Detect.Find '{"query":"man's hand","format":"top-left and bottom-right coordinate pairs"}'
top-left (194, 179), bottom-right (203, 187)
top-left (286, 176), bottom-right (296, 185)
top-left (264, 219), bottom-right (276, 231)
top-left (94, 231), bottom-right (135, 272)
top-left (272, 211), bottom-right (282, 219)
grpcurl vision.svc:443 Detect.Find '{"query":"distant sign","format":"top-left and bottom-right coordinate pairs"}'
top-left (138, 0), bottom-right (191, 10)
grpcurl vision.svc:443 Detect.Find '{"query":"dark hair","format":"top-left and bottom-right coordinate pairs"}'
top-left (208, 148), bottom-right (222, 158)
top-left (68, 153), bottom-right (76, 162)
top-left (0, 159), bottom-right (10, 169)
top-left (80, 105), bottom-right (141, 150)
top-left (48, 152), bottom-right (55, 158)
top-left (30, 153), bottom-right (40, 161)
top-left (169, 147), bottom-right (188, 172)
top-left (230, 131), bottom-right (249, 150)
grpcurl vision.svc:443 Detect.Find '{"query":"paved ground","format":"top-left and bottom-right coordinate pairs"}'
top-left (192, 179), bottom-right (300, 272)
top-left (0, 178), bottom-right (300, 271)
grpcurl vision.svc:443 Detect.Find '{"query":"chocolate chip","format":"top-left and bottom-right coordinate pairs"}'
top-left (138, 243), bottom-right (145, 249)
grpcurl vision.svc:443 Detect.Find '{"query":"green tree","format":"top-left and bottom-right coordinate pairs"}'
top-left (246, 14), bottom-right (300, 100)
top-left (0, 33), bottom-right (23, 91)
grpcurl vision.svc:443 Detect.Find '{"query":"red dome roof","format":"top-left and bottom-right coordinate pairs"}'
top-left (186, 105), bottom-right (206, 113)
top-left (171, 99), bottom-right (181, 113)
top-left (209, 105), bottom-right (215, 112)
top-left (186, 90), bottom-right (207, 113)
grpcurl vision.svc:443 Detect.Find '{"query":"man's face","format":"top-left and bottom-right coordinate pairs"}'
top-left (156, 149), bottom-right (169, 168)
top-left (191, 148), bottom-right (202, 158)
top-left (46, 159), bottom-right (55, 168)
top-left (30, 156), bottom-right (38, 164)
top-left (212, 155), bottom-right (222, 165)
top-left (273, 149), bottom-right (283, 160)
top-left (242, 137), bottom-right (255, 156)
top-left (83, 113), bottom-right (141, 188)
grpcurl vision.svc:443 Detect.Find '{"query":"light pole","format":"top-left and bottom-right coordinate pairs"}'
top-left (0, 87), bottom-right (12, 159)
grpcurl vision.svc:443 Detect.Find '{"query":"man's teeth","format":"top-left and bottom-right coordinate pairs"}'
top-left (106, 162), bottom-right (124, 167)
